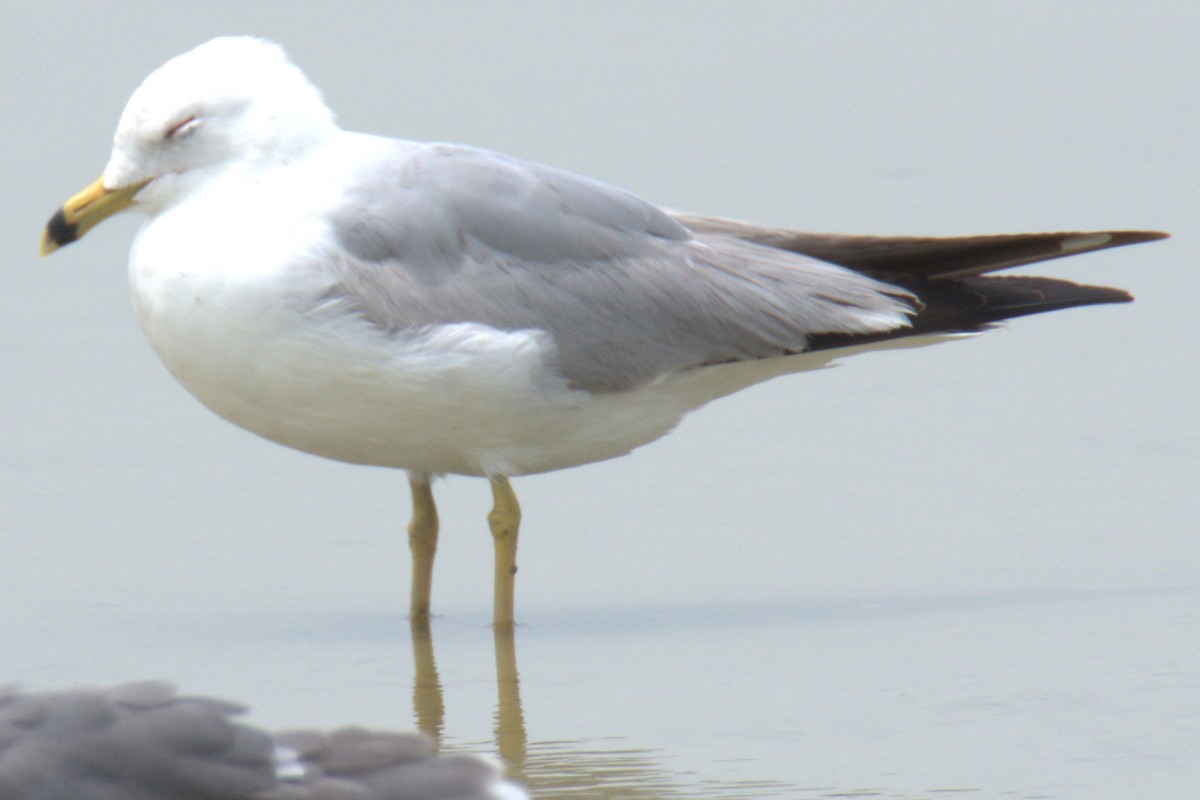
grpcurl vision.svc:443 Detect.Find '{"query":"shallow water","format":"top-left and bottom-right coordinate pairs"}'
top-left (4, 582), bottom-right (1196, 797)
top-left (3, 3), bottom-right (1198, 798)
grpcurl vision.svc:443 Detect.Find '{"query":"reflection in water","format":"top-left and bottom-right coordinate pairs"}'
top-left (493, 625), bottom-right (528, 772)
top-left (403, 621), bottom-right (987, 800)
top-left (410, 620), bottom-right (698, 798)
top-left (409, 618), bottom-right (445, 742)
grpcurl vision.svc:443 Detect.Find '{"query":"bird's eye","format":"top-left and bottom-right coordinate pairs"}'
top-left (164, 116), bottom-right (200, 140)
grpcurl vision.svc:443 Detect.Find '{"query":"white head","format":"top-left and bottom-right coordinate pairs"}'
top-left (103, 37), bottom-right (338, 211)
top-left (41, 37), bottom-right (340, 254)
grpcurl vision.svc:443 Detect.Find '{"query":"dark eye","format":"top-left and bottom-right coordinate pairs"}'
top-left (164, 115), bottom-right (200, 140)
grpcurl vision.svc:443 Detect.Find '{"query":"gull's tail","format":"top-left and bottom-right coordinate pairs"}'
top-left (674, 216), bottom-right (1166, 350)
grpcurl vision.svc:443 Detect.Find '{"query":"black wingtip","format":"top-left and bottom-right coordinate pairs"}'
top-left (1106, 230), bottom-right (1170, 246)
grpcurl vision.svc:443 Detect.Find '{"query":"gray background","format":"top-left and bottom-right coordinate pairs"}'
top-left (2, 2), bottom-right (1197, 798)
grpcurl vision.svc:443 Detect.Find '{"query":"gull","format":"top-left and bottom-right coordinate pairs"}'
top-left (0, 681), bottom-right (525, 799)
top-left (41, 37), bottom-right (1165, 626)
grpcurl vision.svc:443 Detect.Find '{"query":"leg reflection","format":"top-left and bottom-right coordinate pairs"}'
top-left (494, 624), bottom-right (528, 779)
top-left (404, 617), bottom-right (690, 796)
top-left (405, 616), bottom-right (528, 776)
top-left (409, 617), bottom-right (445, 745)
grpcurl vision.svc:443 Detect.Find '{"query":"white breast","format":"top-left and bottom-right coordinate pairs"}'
top-left (124, 146), bottom-right (844, 478)
top-left (127, 200), bottom-right (703, 476)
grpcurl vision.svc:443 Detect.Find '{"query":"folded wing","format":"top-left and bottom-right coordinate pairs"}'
top-left (318, 141), bottom-right (1160, 391)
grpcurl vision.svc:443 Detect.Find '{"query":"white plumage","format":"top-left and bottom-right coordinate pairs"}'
top-left (42, 36), bottom-right (1161, 624)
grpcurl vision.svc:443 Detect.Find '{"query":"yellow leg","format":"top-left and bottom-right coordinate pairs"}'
top-left (407, 474), bottom-right (438, 620)
top-left (488, 476), bottom-right (521, 627)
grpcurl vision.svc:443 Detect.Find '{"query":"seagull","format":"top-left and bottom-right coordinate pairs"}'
top-left (41, 37), bottom-right (1165, 626)
top-left (0, 681), bottom-right (525, 799)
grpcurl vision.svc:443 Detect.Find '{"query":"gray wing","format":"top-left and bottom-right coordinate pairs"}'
top-left (263, 727), bottom-right (511, 800)
top-left (320, 142), bottom-right (915, 392)
top-left (0, 682), bottom-right (523, 800)
top-left (0, 682), bottom-right (275, 800)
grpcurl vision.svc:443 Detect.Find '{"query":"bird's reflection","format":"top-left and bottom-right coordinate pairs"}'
top-left (408, 619), bottom-right (529, 779)
top-left (492, 624), bottom-right (529, 772)
top-left (408, 618), bottom-right (446, 742)
top-left (404, 619), bottom-right (800, 799)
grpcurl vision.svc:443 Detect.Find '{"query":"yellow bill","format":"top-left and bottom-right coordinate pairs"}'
top-left (41, 176), bottom-right (147, 256)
